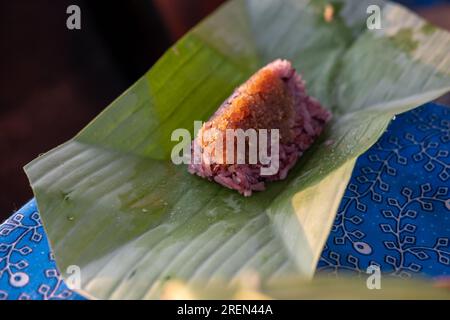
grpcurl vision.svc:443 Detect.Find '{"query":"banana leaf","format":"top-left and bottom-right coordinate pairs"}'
top-left (25, 0), bottom-right (450, 299)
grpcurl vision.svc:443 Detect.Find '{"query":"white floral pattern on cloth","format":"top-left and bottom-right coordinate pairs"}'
top-left (0, 103), bottom-right (449, 299)
top-left (0, 201), bottom-right (83, 300)
top-left (318, 103), bottom-right (450, 278)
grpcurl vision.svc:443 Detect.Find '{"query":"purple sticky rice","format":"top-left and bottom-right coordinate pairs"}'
top-left (188, 59), bottom-right (331, 196)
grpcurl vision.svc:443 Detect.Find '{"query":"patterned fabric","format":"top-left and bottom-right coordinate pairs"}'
top-left (0, 103), bottom-right (449, 299)
top-left (0, 200), bottom-right (84, 300)
top-left (318, 103), bottom-right (450, 278)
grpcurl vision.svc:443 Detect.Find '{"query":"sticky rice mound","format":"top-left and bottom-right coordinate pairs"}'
top-left (188, 59), bottom-right (331, 196)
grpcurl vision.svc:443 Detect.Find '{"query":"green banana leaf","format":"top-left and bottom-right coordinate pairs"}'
top-left (25, 0), bottom-right (450, 299)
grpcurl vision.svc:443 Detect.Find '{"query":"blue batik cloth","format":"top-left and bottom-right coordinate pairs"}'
top-left (0, 103), bottom-right (449, 299)
top-left (396, 0), bottom-right (449, 8)
top-left (317, 103), bottom-right (450, 278)
top-left (0, 200), bottom-right (84, 300)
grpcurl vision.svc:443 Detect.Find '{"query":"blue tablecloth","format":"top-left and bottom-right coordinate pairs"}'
top-left (1, 102), bottom-right (449, 299)
top-left (396, 0), bottom-right (448, 7)
top-left (318, 103), bottom-right (450, 278)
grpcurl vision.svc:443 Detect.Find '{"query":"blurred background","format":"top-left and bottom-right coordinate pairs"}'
top-left (1, 0), bottom-right (449, 221)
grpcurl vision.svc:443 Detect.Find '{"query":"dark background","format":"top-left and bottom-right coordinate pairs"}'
top-left (1, 0), bottom-right (449, 221)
